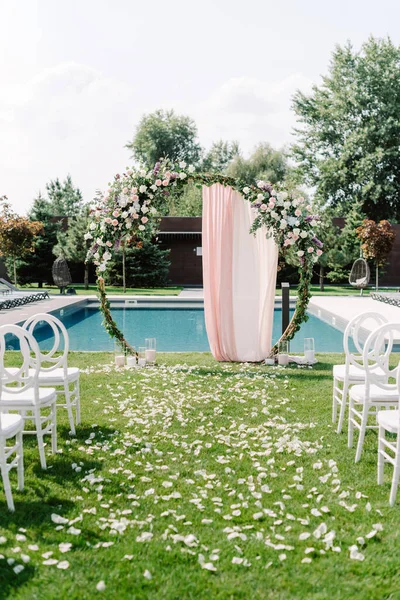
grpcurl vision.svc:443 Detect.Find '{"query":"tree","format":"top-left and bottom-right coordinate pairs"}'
top-left (226, 143), bottom-right (288, 185)
top-left (292, 37), bottom-right (400, 221)
top-left (105, 241), bottom-right (171, 288)
top-left (356, 219), bottom-right (395, 290)
top-left (126, 109), bottom-right (202, 169)
top-left (53, 206), bottom-right (91, 288)
top-left (0, 197), bottom-right (43, 285)
top-left (202, 140), bottom-right (240, 173)
top-left (16, 176), bottom-right (85, 286)
top-left (46, 175), bottom-right (84, 216)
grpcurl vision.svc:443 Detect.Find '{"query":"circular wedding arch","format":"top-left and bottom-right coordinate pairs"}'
top-left (85, 159), bottom-right (323, 359)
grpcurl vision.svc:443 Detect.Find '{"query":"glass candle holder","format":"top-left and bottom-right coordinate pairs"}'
top-left (126, 348), bottom-right (137, 368)
top-left (138, 346), bottom-right (146, 367)
top-left (278, 340), bottom-right (289, 366)
top-left (114, 341), bottom-right (125, 367)
top-left (145, 338), bottom-right (156, 365)
top-left (304, 338), bottom-right (315, 364)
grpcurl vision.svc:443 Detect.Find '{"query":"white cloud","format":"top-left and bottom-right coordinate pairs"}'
top-left (195, 74), bottom-right (314, 153)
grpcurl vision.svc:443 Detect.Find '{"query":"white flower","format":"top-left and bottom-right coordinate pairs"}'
top-left (242, 187), bottom-right (250, 195)
top-left (300, 231), bottom-right (308, 239)
top-left (141, 206), bottom-right (149, 214)
top-left (103, 252), bottom-right (112, 261)
top-left (139, 185), bottom-right (147, 194)
top-left (51, 514), bottom-right (68, 525)
top-left (150, 184), bottom-right (157, 192)
top-left (89, 222), bottom-right (97, 231)
top-left (84, 233), bottom-right (93, 241)
top-left (138, 225), bottom-right (145, 231)
top-left (179, 172), bottom-right (187, 179)
top-left (297, 251), bottom-right (304, 257)
top-left (279, 219), bottom-right (288, 229)
top-left (188, 165), bottom-right (195, 173)
top-left (179, 161), bottom-right (187, 169)
top-left (57, 561), bottom-right (70, 570)
top-left (310, 219), bottom-right (317, 227)
top-left (293, 228), bottom-right (300, 236)
top-left (143, 570), bottom-right (152, 580)
top-left (257, 180), bottom-right (265, 189)
top-left (257, 194), bottom-right (264, 202)
top-left (96, 581), bottom-right (106, 592)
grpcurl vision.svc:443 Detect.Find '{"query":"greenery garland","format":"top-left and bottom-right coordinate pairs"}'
top-left (86, 159), bottom-right (322, 360)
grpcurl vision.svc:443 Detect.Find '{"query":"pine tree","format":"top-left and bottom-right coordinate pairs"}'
top-left (53, 207), bottom-right (91, 288)
top-left (105, 242), bottom-right (171, 288)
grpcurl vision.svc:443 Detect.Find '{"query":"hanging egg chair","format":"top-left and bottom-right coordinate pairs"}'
top-left (349, 258), bottom-right (370, 295)
top-left (52, 257), bottom-right (72, 294)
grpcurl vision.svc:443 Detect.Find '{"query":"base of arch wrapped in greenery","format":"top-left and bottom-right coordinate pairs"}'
top-left (86, 160), bottom-right (322, 360)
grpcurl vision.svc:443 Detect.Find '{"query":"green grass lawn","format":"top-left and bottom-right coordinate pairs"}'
top-left (20, 284), bottom-right (183, 296)
top-left (1, 352), bottom-right (400, 599)
top-left (276, 284), bottom-right (400, 296)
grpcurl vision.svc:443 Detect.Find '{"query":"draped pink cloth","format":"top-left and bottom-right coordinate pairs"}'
top-left (202, 184), bottom-right (278, 362)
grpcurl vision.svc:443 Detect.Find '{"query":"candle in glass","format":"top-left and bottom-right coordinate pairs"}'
top-left (138, 346), bottom-right (146, 367)
top-left (114, 342), bottom-right (125, 367)
top-left (145, 338), bottom-right (156, 364)
top-left (304, 338), bottom-right (315, 363)
top-left (278, 340), bottom-right (289, 366)
top-left (126, 350), bottom-right (137, 368)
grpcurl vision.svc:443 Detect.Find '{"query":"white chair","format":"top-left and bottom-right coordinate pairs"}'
top-left (333, 312), bottom-right (388, 434)
top-left (0, 386), bottom-right (24, 511)
top-left (0, 324), bottom-right (57, 470)
top-left (377, 360), bottom-right (400, 506)
top-left (348, 322), bottom-right (400, 463)
top-left (23, 313), bottom-right (80, 435)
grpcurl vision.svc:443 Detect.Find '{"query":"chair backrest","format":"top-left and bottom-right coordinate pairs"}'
top-left (22, 313), bottom-right (69, 373)
top-left (343, 312), bottom-right (389, 371)
top-left (362, 322), bottom-right (400, 390)
top-left (0, 324), bottom-right (41, 397)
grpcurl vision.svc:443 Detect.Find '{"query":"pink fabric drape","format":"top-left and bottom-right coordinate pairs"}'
top-left (202, 184), bottom-right (278, 362)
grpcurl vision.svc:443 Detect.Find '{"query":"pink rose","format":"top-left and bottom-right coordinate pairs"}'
top-left (307, 247), bottom-right (314, 253)
top-left (123, 187), bottom-right (129, 194)
top-left (268, 201), bottom-right (275, 209)
top-left (162, 179), bottom-right (169, 186)
top-left (293, 234), bottom-right (299, 241)
top-left (155, 179), bottom-right (162, 186)
top-left (112, 219), bottom-right (118, 226)
top-left (141, 216), bottom-right (148, 224)
top-left (295, 209), bottom-right (302, 217)
top-left (106, 241), bottom-right (112, 247)
top-left (260, 204), bottom-right (268, 211)
top-left (112, 210), bottom-right (119, 217)
top-left (317, 249), bottom-right (323, 256)
top-left (284, 239), bottom-right (291, 246)
top-left (131, 194), bottom-right (138, 201)
top-left (105, 217), bottom-right (112, 224)
top-left (132, 213), bottom-right (139, 219)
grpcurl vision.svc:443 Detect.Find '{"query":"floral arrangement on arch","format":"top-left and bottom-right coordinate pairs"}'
top-left (85, 159), bottom-right (323, 357)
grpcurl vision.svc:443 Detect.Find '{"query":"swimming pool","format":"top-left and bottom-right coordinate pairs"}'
top-left (25, 303), bottom-right (347, 353)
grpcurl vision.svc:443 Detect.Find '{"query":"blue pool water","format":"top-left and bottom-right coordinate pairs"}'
top-left (21, 304), bottom-right (347, 353)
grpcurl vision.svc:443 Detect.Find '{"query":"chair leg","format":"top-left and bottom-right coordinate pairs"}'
top-left (17, 430), bottom-right (24, 491)
top-left (378, 425), bottom-right (384, 485)
top-left (51, 402), bottom-right (57, 454)
top-left (332, 377), bottom-right (338, 423)
top-left (75, 379), bottom-right (81, 425)
top-left (355, 404), bottom-right (369, 463)
top-left (348, 397), bottom-right (355, 448)
top-left (389, 435), bottom-right (400, 506)
top-left (0, 443), bottom-right (14, 511)
top-left (64, 382), bottom-right (76, 435)
top-left (34, 409), bottom-right (47, 470)
top-left (337, 380), bottom-right (349, 434)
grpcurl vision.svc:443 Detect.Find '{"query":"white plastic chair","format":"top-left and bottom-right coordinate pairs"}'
top-left (0, 383), bottom-right (24, 511)
top-left (348, 322), bottom-right (400, 463)
top-left (0, 324), bottom-right (57, 470)
top-left (333, 312), bottom-right (388, 433)
top-left (23, 313), bottom-right (80, 435)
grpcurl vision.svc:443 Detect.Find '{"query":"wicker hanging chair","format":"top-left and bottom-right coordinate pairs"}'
top-left (52, 257), bottom-right (72, 293)
top-left (349, 258), bottom-right (370, 295)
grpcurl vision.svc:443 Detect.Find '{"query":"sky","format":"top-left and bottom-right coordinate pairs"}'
top-left (1, 0), bottom-right (399, 214)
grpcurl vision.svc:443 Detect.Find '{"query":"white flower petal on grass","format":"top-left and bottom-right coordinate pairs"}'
top-left (20, 554), bottom-right (30, 563)
top-left (143, 570), bottom-right (152, 580)
top-left (59, 543), bottom-right (72, 553)
top-left (0, 536), bottom-right (7, 544)
top-left (301, 557), bottom-right (312, 564)
top-left (28, 544), bottom-right (39, 551)
top-left (349, 545), bottom-right (364, 561)
top-left (43, 559), bottom-right (59, 566)
top-left (57, 561), bottom-right (70, 570)
top-left (96, 581), bottom-right (106, 591)
top-left (201, 562), bottom-right (217, 572)
top-left (67, 527), bottom-right (81, 536)
top-left (15, 534), bottom-right (26, 542)
top-left (123, 555), bottom-right (133, 560)
top-left (51, 514), bottom-right (69, 525)
top-left (13, 564), bottom-right (24, 574)
top-left (299, 532), bottom-right (311, 541)
top-left (136, 532), bottom-right (153, 543)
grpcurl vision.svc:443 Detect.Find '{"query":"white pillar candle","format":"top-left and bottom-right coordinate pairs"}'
top-left (264, 358), bottom-right (275, 366)
top-left (145, 349), bottom-right (156, 363)
top-left (115, 354), bottom-right (125, 367)
top-left (126, 356), bottom-right (137, 367)
top-left (278, 354), bottom-right (289, 366)
top-left (138, 358), bottom-right (146, 367)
